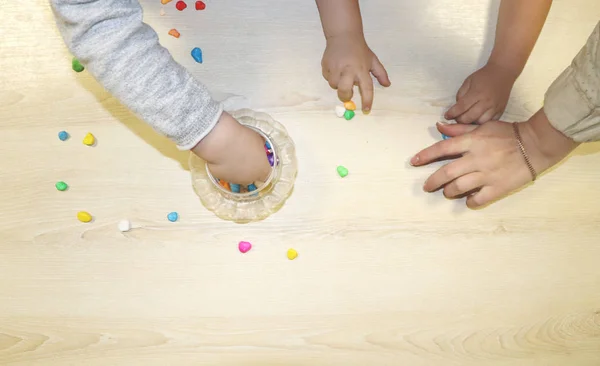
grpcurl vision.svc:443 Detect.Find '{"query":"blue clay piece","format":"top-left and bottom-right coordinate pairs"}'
top-left (58, 131), bottom-right (69, 141)
top-left (248, 183), bottom-right (257, 192)
top-left (265, 140), bottom-right (272, 149)
top-left (442, 134), bottom-right (450, 140)
top-left (191, 47), bottom-right (203, 63)
top-left (167, 212), bottom-right (179, 222)
top-left (230, 183), bottom-right (240, 193)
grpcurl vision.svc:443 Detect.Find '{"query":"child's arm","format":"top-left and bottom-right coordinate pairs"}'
top-left (315, 0), bottom-right (390, 113)
top-left (445, 0), bottom-right (553, 124)
top-left (50, 0), bottom-right (269, 184)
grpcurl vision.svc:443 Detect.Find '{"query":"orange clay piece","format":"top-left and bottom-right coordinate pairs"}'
top-left (161, 0), bottom-right (172, 4)
top-left (343, 101), bottom-right (356, 111)
top-left (168, 29), bottom-right (180, 38)
top-left (219, 180), bottom-right (231, 191)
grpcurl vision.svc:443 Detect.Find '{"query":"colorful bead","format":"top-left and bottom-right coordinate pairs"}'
top-left (336, 165), bottom-right (349, 178)
top-left (191, 47), bottom-right (203, 63)
top-left (82, 132), bottom-right (95, 146)
top-left (55, 181), bottom-right (68, 191)
top-left (167, 212), bottom-right (179, 222)
top-left (248, 183), bottom-right (257, 192)
top-left (175, 0), bottom-right (187, 10)
top-left (58, 131), bottom-right (69, 141)
top-left (72, 57), bottom-right (84, 72)
top-left (287, 248), bottom-right (298, 260)
top-left (195, 1), bottom-right (206, 10)
top-left (238, 241), bottom-right (252, 253)
top-left (335, 105), bottom-right (346, 118)
top-left (168, 29), bottom-right (180, 38)
top-left (77, 211), bottom-right (92, 223)
top-left (343, 101), bottom-right (356, 111)
top-left (118, 219), bottom-right (131, 232)
top-left (230, 183), bottom-right (240, 193)
top-left (343, 109), bottom-right (355, 120)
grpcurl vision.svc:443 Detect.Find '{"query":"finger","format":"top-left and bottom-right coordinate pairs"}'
top-left (444, 94), bottom-right (478, 121)
top-left (492, 111), bottom-right (503, 121)
top-left (455, 101), bottom-right (490, 124)
top-left (437, 121), bottom-right (478, 138)
top-left (411, 134), bottom-right (472, 167)
top-left (337, 69), bottom-right (355, 102)
top-left (357, 72), bottom-right (374, 113)
top-left (371, 56), bottom-right (391, 87)
top-left (327, 71), bottom-right (340, 90)
top-left (456, 77), bottom-right (471, 100)
top-left (423, 156), bottom-right (477, 192)
top-left (443, 172), bottom-right (485, 198)
top-left (477, 108), bottom-right (496, 124)
top-left (466, 186), bottom-right (501, 209)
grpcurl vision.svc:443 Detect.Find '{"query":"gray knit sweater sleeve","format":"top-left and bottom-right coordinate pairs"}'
top-left (49, 0), bottom-right (223, 150)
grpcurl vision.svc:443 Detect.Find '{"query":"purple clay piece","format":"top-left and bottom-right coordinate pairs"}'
top-left (268, 154), bottom-right (274, 167)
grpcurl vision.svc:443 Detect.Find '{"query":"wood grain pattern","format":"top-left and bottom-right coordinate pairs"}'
top-left (1, 0), bottom-right (600, 364)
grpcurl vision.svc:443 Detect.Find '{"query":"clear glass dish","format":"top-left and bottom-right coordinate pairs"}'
top-left (189, 109), bottom-right (298, 223)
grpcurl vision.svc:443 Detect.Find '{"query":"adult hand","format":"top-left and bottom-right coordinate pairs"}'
top-left (192, 112), bottom-right (271, 185)
top-left (321, 33), bottom-right (390, 113)
top-left (411, 109), bottom-right (579, 208)
top-left (445, 62), bottom-right (518, 124)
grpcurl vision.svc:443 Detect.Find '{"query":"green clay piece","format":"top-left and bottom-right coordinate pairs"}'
top-left (336, 166), bottom-right (349, 178)
top-left (55, 181), bottom-right (68, 191)
top-left (343, 109), bottom-right (355, 120)
top-left (72, 58), bottom-right (85, 73)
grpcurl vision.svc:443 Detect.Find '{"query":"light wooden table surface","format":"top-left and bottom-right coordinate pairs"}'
top-left (1, 0), bottom-right (600, 365)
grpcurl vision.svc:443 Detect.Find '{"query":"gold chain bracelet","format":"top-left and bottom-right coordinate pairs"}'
top-left (512, 122), bottom-right (537, 182)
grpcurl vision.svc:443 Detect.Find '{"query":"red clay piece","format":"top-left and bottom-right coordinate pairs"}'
top-left (176, 1), bottom-right (187, 11)
top-left (195, 1), bottom-right (205, 10)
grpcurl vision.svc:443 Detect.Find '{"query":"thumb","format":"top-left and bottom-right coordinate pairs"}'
top-left (437, 121), bottom-right (477, 137)
top-left (371, 56), bottom-right (391, 87)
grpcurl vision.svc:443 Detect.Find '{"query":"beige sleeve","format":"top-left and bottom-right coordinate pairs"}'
top-left (543, 21), bottom-right (600, 142)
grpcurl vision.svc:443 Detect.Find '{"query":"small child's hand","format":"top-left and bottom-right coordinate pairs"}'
top-left (445, 63), bottom-right (518, 124)
top-left (321, 33), bottom-right (390, 113)
top-left (192, 112), bottom-right (271, 185)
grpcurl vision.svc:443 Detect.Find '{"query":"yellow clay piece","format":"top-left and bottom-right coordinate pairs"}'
top-left (343, 101), bottom-right (356, 111)
top-left (77, 211), bottom-right (92, 223)
top-left (287, 248), bottom-right (298, 260)
top-left (161, 0), bottom-right (172, 4)
top-left (83, 133), bottom-right (95, 146)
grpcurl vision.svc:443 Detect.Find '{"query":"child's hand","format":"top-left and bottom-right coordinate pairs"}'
top-left (445, 63), bottom-right (518, 124)
top-left (411, 110), bottom-right (578, 208)
top-left (321, 33), bottom-right (390, 113)
top-left (192, 112), bottom-right (271, 185)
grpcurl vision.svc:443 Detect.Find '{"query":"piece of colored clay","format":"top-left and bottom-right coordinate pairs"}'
top-left (82, 132), bottom-right (95, 146)
top-left (248, 183), bottom-right (257, 192)
top-left (268, 154), bottom-right (275, 167)
top-left (265, 140), bottom-right (272, 149)
top-left (160, 8), bottom-right (166, 16)
top-left (335, 105), bottom-right (346, 118)
top-left (175, 0), bottom-right (187, 10)
top-left (344, 109), bottom-right (355, 120)
top-left (238, 241), bottom-right (252, 253)
top-left (195, 1), bottom-right (206, 10)
top-left (191, 47), bottom-right (203, 63)
top-left (337, 165), bottom-right (349, 178)
top-left (168, 29), bottom-right (180, 38)
top-left (161, 0), bottom-right (172, 4)
top-left (287, 248), bottom-right (298, 260)
top-left (58, 131), bottom-right (69, 141)
top-left (219, 179), bottom-right (231, 191)
top-left (118, 219), bottom-right (131, 232)
top-left (442, 134), bottom-right (450, 140)
top-left (344, 101), bottom-right (356, 111)
top-left (167, 212), bottom-right (179, 222)
top-left (72, 57), bottom-right (84, 72)
top-left (230, 183), bottom-right (240, 193)
top-left (55, 181), bottom-right (68, 191)
top-left (77, 211), bottom-right (92, 223)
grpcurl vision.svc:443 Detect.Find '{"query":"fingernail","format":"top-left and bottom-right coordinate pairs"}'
top-left (410, 155), bottom-right (419, 166)
top-left (363, 108), bottom-right (370, 115)
top-left (437, 121), bottom-right (448, 126)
